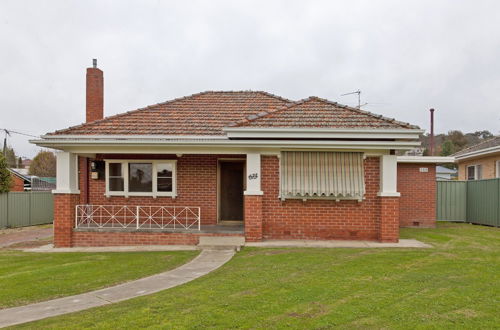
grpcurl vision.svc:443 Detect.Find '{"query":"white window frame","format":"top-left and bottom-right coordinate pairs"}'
top-left (466, 164), bottom-right (482, 181)
top-left (496, 160), bottom-right (500, 178)
top-left (104, 159), bottom-right (177, 198)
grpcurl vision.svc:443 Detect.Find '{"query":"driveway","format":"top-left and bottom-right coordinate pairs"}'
top-left (0, 225), bottom-right (53, 248)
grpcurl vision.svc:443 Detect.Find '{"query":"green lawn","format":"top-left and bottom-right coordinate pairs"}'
top-left (0, 250), bottom-right (198, 308)
top-left (11, 223), bottom-right (500, 329)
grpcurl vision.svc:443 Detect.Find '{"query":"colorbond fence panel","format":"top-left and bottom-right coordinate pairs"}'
top-left (0, 192), bottom-right (54, 228)
top-left (436, 178), bottom-right (499, 227)
top-left (467, 179), bottom-right (499, 227)
top-left (436, 181), bottom-right (467, 222)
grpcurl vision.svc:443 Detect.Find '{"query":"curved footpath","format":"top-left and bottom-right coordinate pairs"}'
top-left (0, 249), bottom-right (235, 328)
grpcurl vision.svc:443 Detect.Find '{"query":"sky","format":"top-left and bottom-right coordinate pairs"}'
top-left (1, 0), bottom-right (500, 158)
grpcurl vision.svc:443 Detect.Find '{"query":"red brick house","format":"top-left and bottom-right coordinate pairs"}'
top-left (7, 168), bottom-right (29, 192)
top-left (32, 62), bottom-right (453, 247)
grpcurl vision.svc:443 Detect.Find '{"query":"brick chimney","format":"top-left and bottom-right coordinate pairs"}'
top-left (86, 59), bottom-right (104, 123)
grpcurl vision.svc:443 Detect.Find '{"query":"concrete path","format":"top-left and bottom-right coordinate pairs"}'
top-left (0, 226), bottom-right (52, 248)
top-left (0, 249), bottom-right (235, 328)
top-left (245, 239), bottom-right (431, 248)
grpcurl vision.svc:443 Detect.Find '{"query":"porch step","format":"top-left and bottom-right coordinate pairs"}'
top-left (198, 236), bottom-right (245, 251)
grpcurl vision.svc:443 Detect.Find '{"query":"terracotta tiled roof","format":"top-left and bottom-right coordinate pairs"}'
top-left (453, 136), bottom-right (500, 157)
top-left (49, 91), bottom-right (293, 136)
top-left (49, 92), bottom-right (418, 136)
top-left (231, 97), bottom-right (418, 129)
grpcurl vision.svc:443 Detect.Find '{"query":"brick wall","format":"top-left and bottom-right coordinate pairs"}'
top-left (10, 174), bottom-right (25, 191)
top-left (72, 231), bottom-right (243, 246)
top-left (260, 156), bottom-right (383, 241)
top-left (244, 195), bottom-right (263, 241)
top-left (458, 154), bottom-right (500, 180)
top-left (397, 163), bottom-right (436, 228)
top-left (379, 197), bottom-right (399, 242)
top-left (54, 194), bottom-right (79, 247)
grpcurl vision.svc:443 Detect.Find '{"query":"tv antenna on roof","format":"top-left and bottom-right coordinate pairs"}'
top-left (341, 89), bottom-right (361, 108)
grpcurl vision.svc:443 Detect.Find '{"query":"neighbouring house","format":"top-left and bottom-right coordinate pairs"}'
top-left (7, 168), bottom-right (31, 191)
top-left (32, 61), bottom-right (453, 247)
top-left (454, 136), bottom-right (500, 180)
top-left (436, 165), bottom-right (457, 181)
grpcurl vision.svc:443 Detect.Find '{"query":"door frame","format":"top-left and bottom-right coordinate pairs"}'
top-left (217, 158), bottom-right (246, 224)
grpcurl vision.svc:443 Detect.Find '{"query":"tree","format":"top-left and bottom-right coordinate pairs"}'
top-left (440, 140), bottom-right (456, 156)
top-left (29, 151), bottom-right (56, 177)
top-left (17, 157), bottom-right (23, 168)
top-left (3, 146), bottom-right (17, 168)
top-left (447, 130), bottom-right (468, 150)
top-left (0, 154), bottom-right (12, 192)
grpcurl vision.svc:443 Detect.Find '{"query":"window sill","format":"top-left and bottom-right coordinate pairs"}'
top-left (279, 195), bottom-right (364, 202)
top-left (105, 192), bottom-right (177, 198)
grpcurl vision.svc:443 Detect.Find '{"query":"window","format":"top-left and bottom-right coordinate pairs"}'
top-left (496, 161), bottom-right (500, 178)
top-left (105, 160), bottom-right (177, 197)
top-left (280, 151), bottom-right (365, 201)
top-left (108, 163), bottom-right (124, 191)
top-left (467, 164), bottom-right (482, 180)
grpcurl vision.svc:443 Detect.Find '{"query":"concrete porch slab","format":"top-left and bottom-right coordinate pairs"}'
top-left (21, 244), bottom-right (199, 253)
top-left (244, 239), bottom-right (432, 249)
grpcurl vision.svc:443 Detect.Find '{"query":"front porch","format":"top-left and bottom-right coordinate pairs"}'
top-left (74, 204), bottom-right (244, 234)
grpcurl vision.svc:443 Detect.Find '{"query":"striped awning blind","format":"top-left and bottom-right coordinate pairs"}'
top-left (280, 151), bottom-right (365, 200)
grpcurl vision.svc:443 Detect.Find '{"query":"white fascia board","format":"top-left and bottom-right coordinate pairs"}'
top-left (39, 134), bottom-right (228, 140)
top-left (454, 146), bottom-right (500, 161)
top-left (223, 127), bottom-right (424, 140)
top-left (397, 156), bottom-right (456, 164)
top-left (31, 138), bottom-right (421, 152)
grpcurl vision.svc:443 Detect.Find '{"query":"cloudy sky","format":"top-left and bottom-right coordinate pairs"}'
top-left (1, 0), bottom-right (499, 158)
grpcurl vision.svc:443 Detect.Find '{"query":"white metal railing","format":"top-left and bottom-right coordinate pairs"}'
top-left (75, 205), bottom-right (201, 230)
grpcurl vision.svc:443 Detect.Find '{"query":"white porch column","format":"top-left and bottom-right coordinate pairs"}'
top-left (244, 153), bottom-right (263, 195)
top-left (53, 151), bottom-right (80, 194)
top-left (378, 155), bottom-right (400, 197)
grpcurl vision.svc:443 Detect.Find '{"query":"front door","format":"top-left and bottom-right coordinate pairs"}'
top-left (219, 161), bottom-right (244, 221)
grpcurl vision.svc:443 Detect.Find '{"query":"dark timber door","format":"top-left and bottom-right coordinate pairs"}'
top-left (219, 161), bottom-right (244, 221)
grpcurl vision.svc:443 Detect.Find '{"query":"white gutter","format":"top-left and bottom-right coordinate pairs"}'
top-left (31, 138), bottom-right (420, 149)
top-left (454, 146), bottom-right (500, 161)
top-left (223, 127), bottom-right (424, 140)
top-left (397, 156), bottom-right (455, 163)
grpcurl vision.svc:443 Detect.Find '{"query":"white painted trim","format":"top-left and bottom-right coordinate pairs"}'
top-left (224, 127), bottom-right (423, 140)
top-left (245, 153), bottom-right (261, 195)
top-left (455, 145), bottom-right (500, 161)
top-left (104, 159), bottom-right (177, 198)
top-left (31, 138), bottom-right (421, 152)
top-left (397, 156), bottom-right (455, 163)
top-left (244, 190), bottom-right (264, 196)
top-left (40, 134), bottom-right (229, 140)
top-left (377, 192), bottom-right (401, 197)
top-left (55, 151), bottom-right (79, 194)
top-left (379, 155), bottom-right (400, 197)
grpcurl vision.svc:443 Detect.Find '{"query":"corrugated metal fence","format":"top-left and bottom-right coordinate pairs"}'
top-left (437, 178), bottom-right (500, 227)
top-left (0, 192), bottom-right (54, 229)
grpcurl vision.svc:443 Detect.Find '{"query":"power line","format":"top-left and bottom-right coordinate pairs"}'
top-left (1, 128), bottom-right (40, 139)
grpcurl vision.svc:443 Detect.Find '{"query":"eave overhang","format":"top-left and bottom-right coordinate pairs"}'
top-left (397, 156), bottom-right (455, 164)
top-left (223, 127), bottom-right (424, 140)
top-left (31, 133), bottom-right (421, 153)
top-left (454, 146), bottom-right (500, 161)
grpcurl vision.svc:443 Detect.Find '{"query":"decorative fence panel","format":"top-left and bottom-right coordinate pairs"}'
top-left (75, 205), bottom-right (201, 230)
top-left (436, 178), bottom-right (500, 227)
top-left (0, 192), bottom-right (54, 228)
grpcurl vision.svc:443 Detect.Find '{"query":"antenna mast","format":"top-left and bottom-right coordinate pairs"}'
top-left (341, 90), bottom-right (361, 108)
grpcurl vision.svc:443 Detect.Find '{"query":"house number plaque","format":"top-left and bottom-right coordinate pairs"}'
top-left (248, 173), bottom-right (258, 180)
